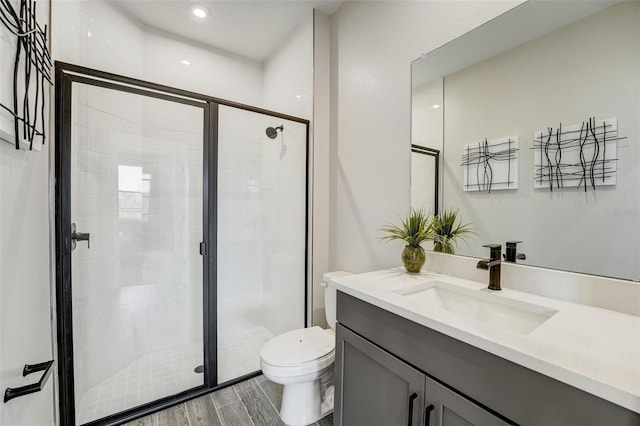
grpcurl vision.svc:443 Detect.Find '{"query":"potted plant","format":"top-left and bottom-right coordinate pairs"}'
top-left (431, 208), bottom-right (475, 254)
top-left (379, 208), bottom-right (433, 273)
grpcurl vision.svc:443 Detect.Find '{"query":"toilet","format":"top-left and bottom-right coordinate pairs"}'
top-left (260, 271), bottom-right (351, 426)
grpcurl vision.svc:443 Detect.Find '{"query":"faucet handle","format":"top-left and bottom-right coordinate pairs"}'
top-left (505, 241), bottom-right (525, 262)
top-left (481, 244), bottom-right (502, 261)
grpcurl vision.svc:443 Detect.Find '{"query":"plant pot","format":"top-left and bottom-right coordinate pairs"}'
top-left (433, 241), bottom-right (455, 254)
top-left (402, 245), bottom-right (425, 273)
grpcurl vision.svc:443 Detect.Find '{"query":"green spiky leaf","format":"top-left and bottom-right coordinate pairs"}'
top-left (431, 208), bottom-right (476, 254)
top-left (379, 208), bottom-right (434, 248)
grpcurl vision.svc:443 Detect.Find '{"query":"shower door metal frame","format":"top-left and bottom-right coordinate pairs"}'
top-left (411, 144), bottom-right (440, 216)
top-left (54, 62), bottom-right (310, 426)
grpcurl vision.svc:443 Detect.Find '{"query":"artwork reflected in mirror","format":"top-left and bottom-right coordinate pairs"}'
top-left (411, 0), bottom-right (640, 280)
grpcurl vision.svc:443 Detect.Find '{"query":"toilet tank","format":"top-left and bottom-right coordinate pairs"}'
top-left (321, 271), bottom-right (352, 330)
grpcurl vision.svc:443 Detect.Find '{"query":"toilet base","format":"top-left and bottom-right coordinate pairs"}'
top-left (280, 380), bottom-right (320, 425)
top-left (277, 374), bottom-right (334, 426)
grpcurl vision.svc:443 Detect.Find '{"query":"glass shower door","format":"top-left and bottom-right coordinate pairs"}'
top-left (68, 81), bottom-right (206, 423)
top-left (216, 105), bottom-right (307, 382)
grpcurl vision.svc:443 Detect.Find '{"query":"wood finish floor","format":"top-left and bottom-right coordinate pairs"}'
top-left (124, 375), bottom-right (334, 426)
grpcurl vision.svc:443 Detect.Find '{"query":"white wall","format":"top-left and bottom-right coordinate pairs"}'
top-left (52, 0), bottom-right (263, 106)
top-left (329, 1), bottom-right (520, 273)
top-left (143, 30), bottom-right (263, 106)
top-left (52, 0), bottom-right (145, 78)
top-left (0, 0), bottom-right (55, 424)
top-left (312, 11), bottom-right (332, 326)
top-left (442, 1), bottom-right (640, 279)
top-left (411, 79), bottom-right (443, 152)
top-left (0, 128), bottom-right (55, 426)
top-left (263, 13), bottom-right (313, 119)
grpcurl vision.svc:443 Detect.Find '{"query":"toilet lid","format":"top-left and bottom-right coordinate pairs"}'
top-left (260, 326), bottom-right (335, 366)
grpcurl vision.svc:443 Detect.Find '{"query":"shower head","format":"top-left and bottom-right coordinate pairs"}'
top-left (266, 125), bottom-right (283, 139)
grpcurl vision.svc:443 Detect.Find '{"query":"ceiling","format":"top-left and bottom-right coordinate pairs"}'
top-left (112, 0), bottom-right (344, 62)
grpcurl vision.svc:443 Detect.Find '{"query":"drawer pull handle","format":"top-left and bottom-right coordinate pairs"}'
top-left (424, 404), bottom-right (435, 426)
top-left (408, 392), bottom-right (418, 425)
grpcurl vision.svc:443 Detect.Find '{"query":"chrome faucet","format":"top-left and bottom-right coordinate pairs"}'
top-left (477, 244), bottom-right (501, 291)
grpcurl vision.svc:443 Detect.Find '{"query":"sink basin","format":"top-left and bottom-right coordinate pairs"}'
top-left (394, 280), bottom-right (558, 335)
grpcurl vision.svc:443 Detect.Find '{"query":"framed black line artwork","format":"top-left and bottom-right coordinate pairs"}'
top-left (0, 0), bottom-right (52, 150)
top-left (532, 117), bottom-right (624, 192)
top-left (461, 136), bottom-right (519, 193)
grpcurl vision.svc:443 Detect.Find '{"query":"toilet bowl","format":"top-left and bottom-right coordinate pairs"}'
top-left (259, 271), bottom-right (351, 426)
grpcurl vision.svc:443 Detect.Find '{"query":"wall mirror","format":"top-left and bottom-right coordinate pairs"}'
top-left (411, 0), bottom-right (639, 281)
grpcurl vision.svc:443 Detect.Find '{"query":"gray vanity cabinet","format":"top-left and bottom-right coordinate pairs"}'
top-left (335, 323), bottom-right (425, 425)
top-left (335, 323), bottom-right (511, 426)
top-left (334, 291), bottom-right (640, 425)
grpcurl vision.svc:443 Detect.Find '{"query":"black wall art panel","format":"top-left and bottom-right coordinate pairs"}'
top-left (532, 117), bottom-right (625, 192)
top-left (0, 0), bottom-right (51, 150)
top-left (461, 136), bottom-right (519, 193)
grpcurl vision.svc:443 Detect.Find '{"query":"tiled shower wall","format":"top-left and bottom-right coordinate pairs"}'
top-left (217, 106), bottom-right (307, 373)
top-left (260, 119), bottom-right (307, 336)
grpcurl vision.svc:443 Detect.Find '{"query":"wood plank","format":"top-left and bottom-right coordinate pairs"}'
top-left (185, 395), bottom-right (222, 426)
top-left (123, 414), bottom-right (159, 426)
top-left (155, 403), bottom-right (189, 426)
top-left (217, 400), bottom-right (255, 426)
top-left (254, 375), bottom-right (283, 413)
top-left (211, 385), bottom-right (240, 409)
top-left (234, 380), bottom-right (285, 426)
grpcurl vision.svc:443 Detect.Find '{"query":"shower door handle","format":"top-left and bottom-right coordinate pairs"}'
top-left (71, 223), bottom-right (90, 250)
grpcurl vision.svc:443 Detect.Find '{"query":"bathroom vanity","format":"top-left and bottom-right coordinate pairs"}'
top-left (329, 270), bottom-right (640, 425)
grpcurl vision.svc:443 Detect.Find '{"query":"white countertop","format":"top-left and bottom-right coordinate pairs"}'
top-left (328, 268), bottom-right (640, 414)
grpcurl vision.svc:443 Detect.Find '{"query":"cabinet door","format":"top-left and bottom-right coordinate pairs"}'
top-left (335, 324), bottom-right (425, 426)
top-left (424, 376), bottom-right (514, 426)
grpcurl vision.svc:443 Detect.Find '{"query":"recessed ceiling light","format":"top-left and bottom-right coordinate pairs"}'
top-left (191, 4), bottom-right (209, 18)
top-left (181, 59), bottom-right (191, 66)
top-left (432, 104), bottom-right (441, 109)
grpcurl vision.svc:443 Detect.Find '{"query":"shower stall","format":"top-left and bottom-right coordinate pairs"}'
top-left (54, 63), bottom-right (308, 425)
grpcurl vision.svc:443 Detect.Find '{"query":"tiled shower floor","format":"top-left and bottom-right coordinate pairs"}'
top-left (77, 326), bottom-right (274, 423)
top-left (217, 326), bottom-right (274, 383)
